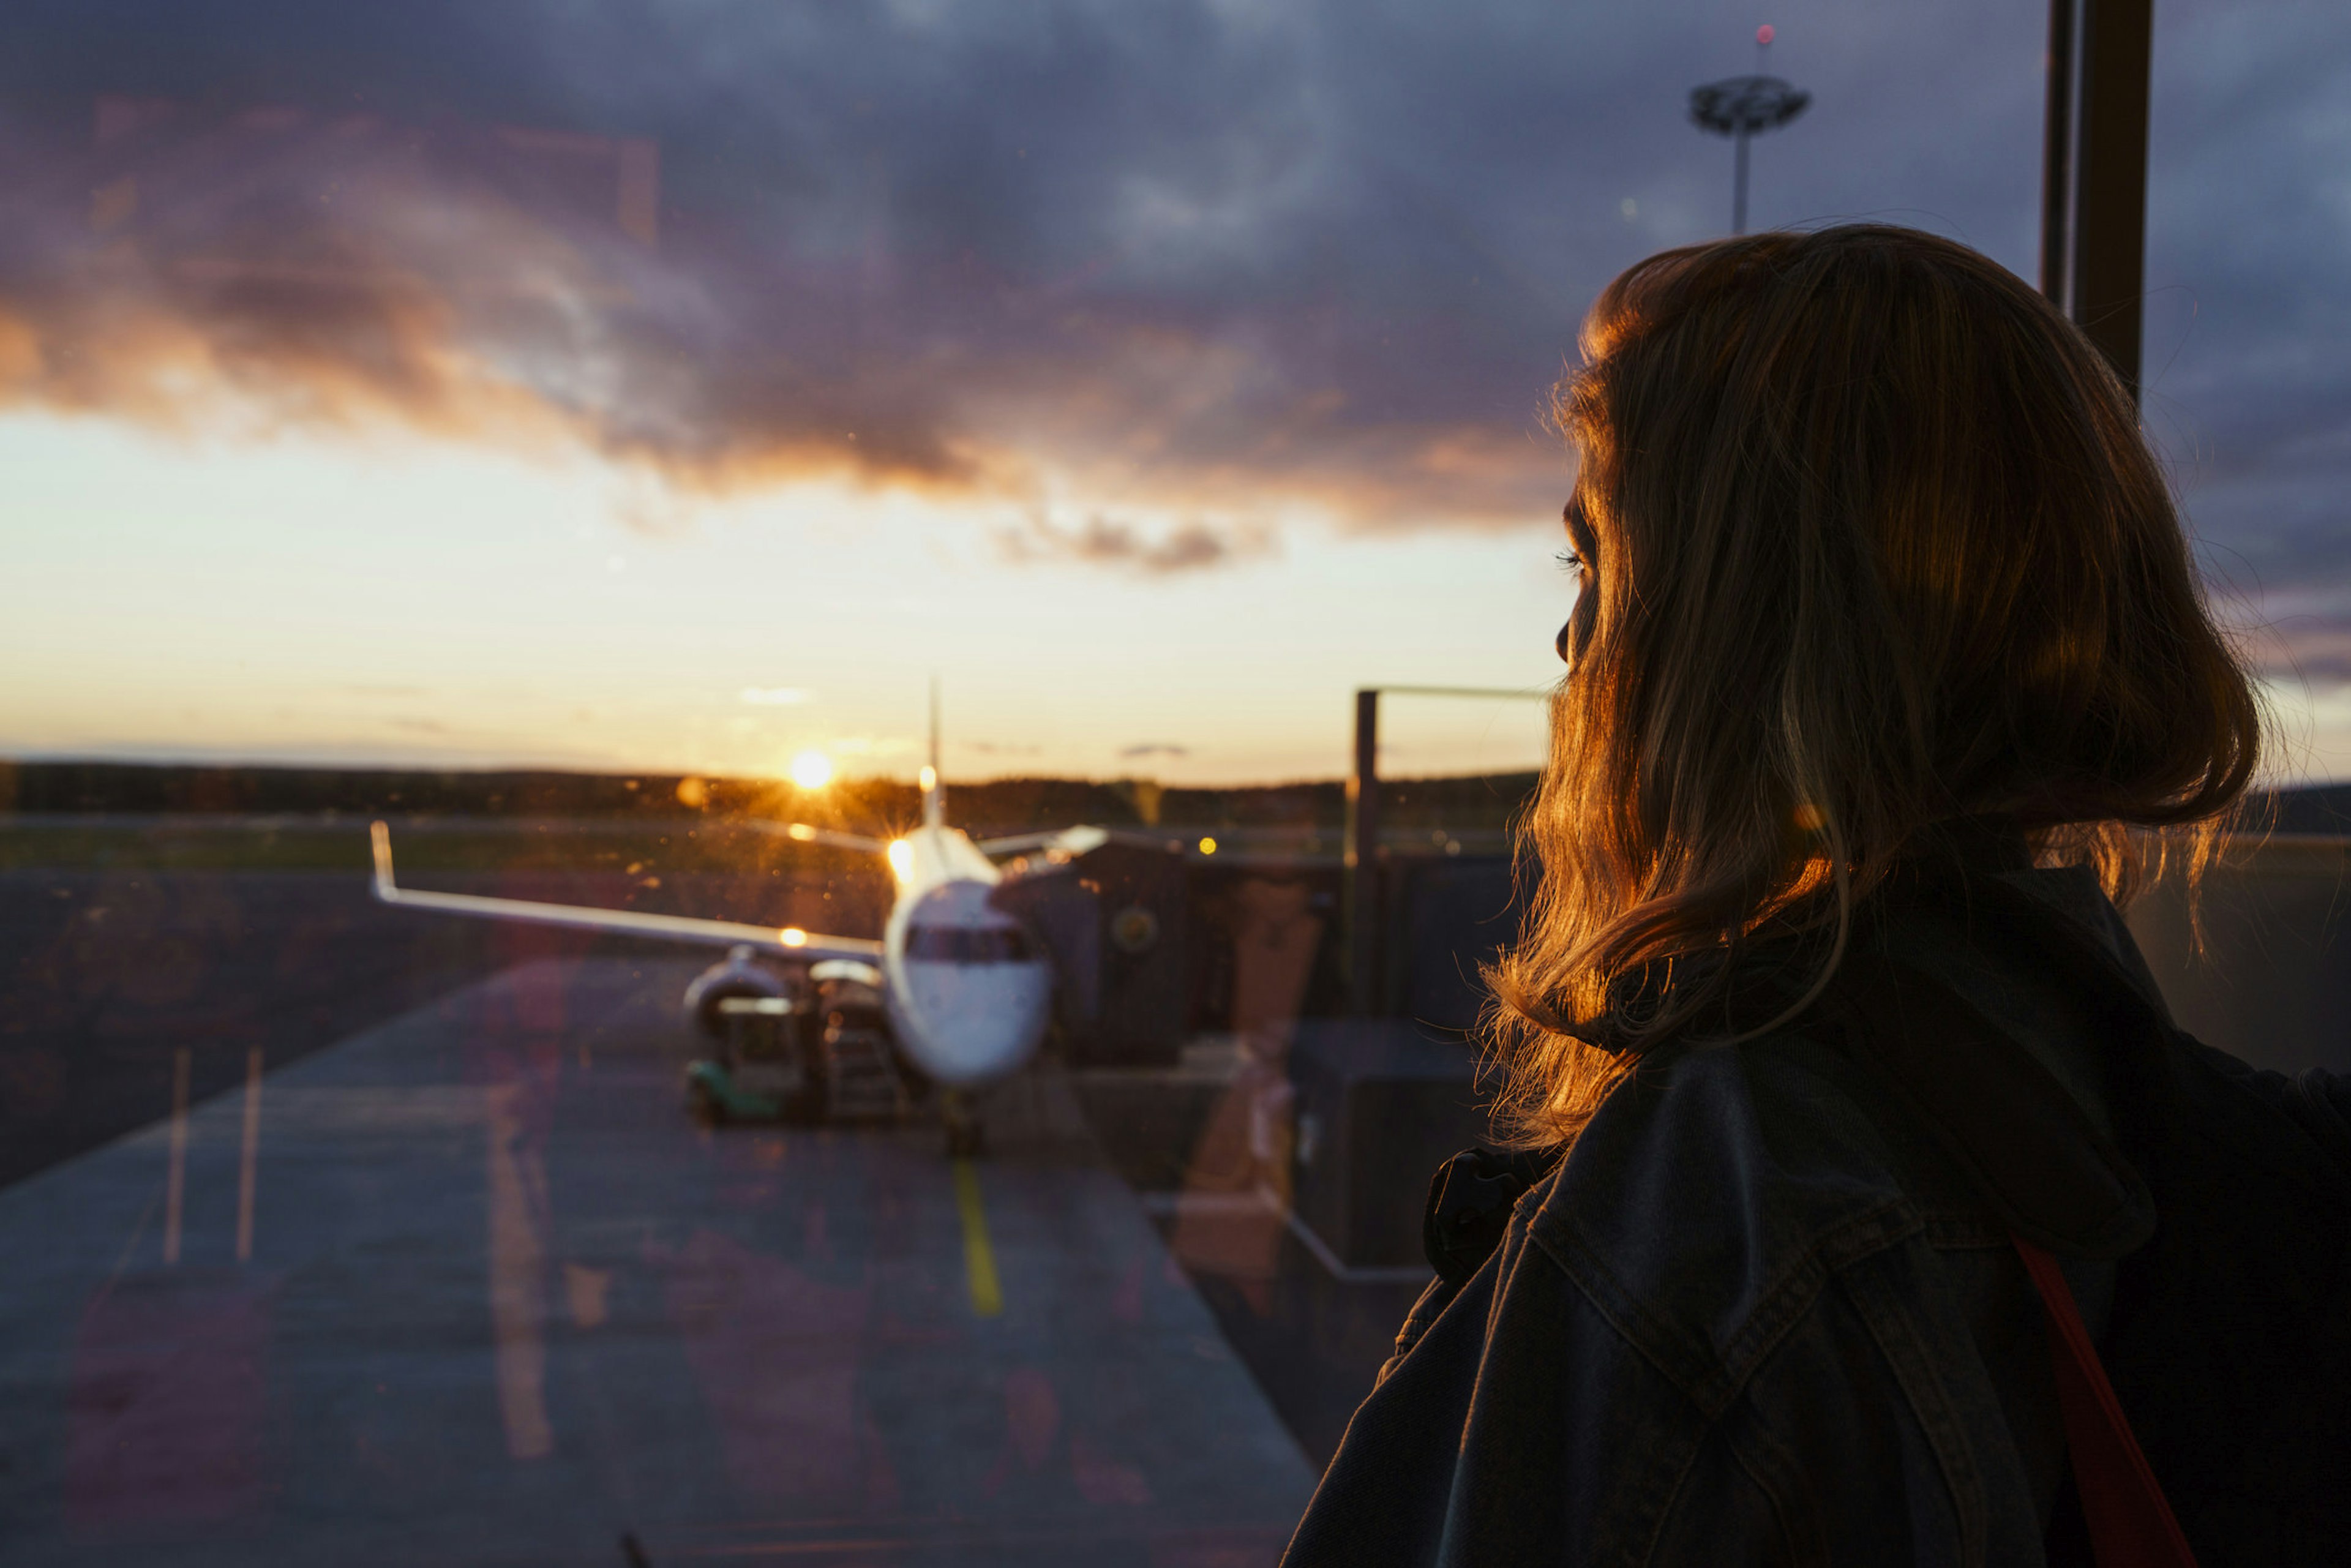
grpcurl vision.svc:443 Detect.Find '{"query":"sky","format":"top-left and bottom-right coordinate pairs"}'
top-left (0, 0), bottom-right (2345, 787)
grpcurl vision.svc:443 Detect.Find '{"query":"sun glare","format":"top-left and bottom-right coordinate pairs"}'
top-left (887, 839), bottom-right (914, 881)
top-left (789, 751), bottom-right (835, 790)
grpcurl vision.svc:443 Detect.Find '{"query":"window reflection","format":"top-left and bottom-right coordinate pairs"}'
top-left (2, 1), bottom-right (2346, 1563)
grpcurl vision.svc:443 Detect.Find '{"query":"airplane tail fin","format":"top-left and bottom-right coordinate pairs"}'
top-left (922, 677), bottom-right (945, 828)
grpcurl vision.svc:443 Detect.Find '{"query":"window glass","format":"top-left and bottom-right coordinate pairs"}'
top-left (2145, 1), bottom-right (2351, 780)
top-left (19, 4), bottom-right (2341, 1562)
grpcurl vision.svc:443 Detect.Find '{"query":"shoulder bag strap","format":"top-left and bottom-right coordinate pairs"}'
top-left (2011, 1237), bottom-right (2198, 1568)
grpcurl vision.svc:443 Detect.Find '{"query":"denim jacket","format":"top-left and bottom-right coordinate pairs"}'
top-left (1282, 859), bottom-right (2170, 1567)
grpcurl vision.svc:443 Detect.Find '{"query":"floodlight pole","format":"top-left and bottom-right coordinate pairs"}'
top-left (2041, 0), bottom-right (2152, 401)
top-left (1690, 34), bottom-right (1809, 236)
top-left (1732, 124), bottom-right (1753, 236)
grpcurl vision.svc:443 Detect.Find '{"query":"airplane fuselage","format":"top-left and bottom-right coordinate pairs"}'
top-left (879, 822), bottom-right (1054, 1089)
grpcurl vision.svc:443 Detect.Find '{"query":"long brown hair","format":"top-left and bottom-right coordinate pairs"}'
top-left (1487, 225), bottom-right (2262, 1147)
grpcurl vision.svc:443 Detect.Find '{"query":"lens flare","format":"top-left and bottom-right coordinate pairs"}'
top-left (789, 751), bottom-right (834, 790)
top-left (887, 839), bottom-right (914, 881)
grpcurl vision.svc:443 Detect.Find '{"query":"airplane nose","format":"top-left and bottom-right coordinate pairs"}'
top-left (899, 962), bottom-right (1051, 1084)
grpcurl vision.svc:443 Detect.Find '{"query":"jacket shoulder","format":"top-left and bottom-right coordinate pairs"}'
top-left (1520, 1030), bottom-right (1946, 1408)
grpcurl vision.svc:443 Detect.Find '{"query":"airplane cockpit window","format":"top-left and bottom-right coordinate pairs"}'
top-left (3, 3), bottom-right (2345, 1564)
top-left (904, 925), bottom-right (1037, 964)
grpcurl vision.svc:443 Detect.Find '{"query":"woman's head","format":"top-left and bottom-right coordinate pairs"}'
top-left (1491, 223), bottom-right (2261, 1143)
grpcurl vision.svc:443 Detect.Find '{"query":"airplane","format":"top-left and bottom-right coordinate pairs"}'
top-left (368, 692), bottom-right (1129, 1155)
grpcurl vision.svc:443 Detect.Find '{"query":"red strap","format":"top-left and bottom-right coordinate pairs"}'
top-left (2011, 1238), bottom-right (2198, 1568)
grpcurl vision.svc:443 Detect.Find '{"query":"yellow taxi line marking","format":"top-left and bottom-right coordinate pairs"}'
top-left (952, 1158), bottom-right (1004, 1318)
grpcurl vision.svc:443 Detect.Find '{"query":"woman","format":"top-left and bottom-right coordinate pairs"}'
top-left (1282, 226), bottom-right (2349, 1565)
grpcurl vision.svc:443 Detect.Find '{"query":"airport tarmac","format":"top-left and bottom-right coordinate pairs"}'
top-left (0, 862), bottom-right (887, 1190)
top-left (0, 956), bottom-right (1318, 1566)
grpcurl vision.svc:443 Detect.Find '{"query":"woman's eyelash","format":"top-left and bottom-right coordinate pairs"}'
top-left (1556, 549), bottom-right (1584, 573)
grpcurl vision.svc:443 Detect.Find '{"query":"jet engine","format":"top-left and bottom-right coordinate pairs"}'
top-left (683, 944), bottom-right (793, 1039)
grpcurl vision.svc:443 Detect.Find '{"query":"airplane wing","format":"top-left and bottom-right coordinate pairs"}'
top-left (975, 825), bottom-right (1207, 861)
top-left (973, 825), bottom-right (1113, 859)
top-left (747, 821), bottom-right (892, 855)
top-left (369, 822), bottom-right (883, 962)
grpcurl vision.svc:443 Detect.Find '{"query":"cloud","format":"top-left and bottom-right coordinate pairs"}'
top-left (0, 0), bottom-right (2344, 661)
top-left (1119, 742), bottom-right (1191, 759)
top-left (0, 0), bottom-right (1607, 549)
top-left (993, 511), bottom-right (1275, 574)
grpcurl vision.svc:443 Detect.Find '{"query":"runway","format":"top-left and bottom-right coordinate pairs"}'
top-left (0, 956), bottom-right (1316, 1566)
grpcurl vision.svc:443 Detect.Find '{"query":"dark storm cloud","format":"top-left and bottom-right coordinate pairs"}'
top-left (0, 0), bottom-right (1603, 521)
top-left (2134, 5), bottom-right (2351, 681)
top-left (0, 1), bottom-right (2345, 675)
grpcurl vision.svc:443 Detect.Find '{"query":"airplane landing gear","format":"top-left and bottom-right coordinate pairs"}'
top-left (942, 1090), bottom-right (986, 1158)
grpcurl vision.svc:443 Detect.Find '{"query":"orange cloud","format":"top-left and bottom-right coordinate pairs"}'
top-left (0, 93), bottom-right (1569, 554)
